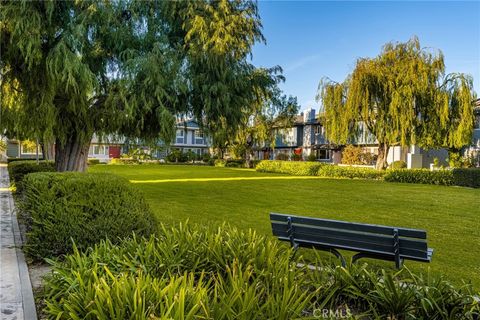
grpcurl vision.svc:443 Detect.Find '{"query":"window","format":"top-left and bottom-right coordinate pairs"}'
top-left (89, 145), bottom-right (109, 155)
top-left (176, 130), bottom-right (185, 144)
top-left (316, 149), bottom-right (330, 160)
top-left (21, 140), bottom-right (37, 155)
top-left (195, 130), bottom-right (204, 139)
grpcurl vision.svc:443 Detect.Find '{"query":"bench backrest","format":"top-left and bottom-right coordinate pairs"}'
top-left (270, 213), bottom-right (430, 261)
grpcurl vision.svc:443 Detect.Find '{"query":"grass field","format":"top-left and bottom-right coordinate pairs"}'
top-left (90, 164), bottom-right (480, 287)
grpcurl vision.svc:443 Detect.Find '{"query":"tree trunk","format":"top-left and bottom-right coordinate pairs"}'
top-left (55, 135), bottom-right (90, 172)
top-left (376, 143), bottom-right (389, 170)
top-left (41, 140), bottom-right (55, 160)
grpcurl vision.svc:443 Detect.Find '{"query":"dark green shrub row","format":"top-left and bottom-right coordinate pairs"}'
top-left (87, 158), bottom-right (100, 165)
top-left (20, 172), bottom-right (155, 259)
top-left (214, 159), bottom-right (246, 168)
top-left (384, 169), bottom-right (454, 186)
top-left (318, 165), bottom-right (385, 180)
top-left (7, 158), bottom-right (44, 163)
top-left (256, 161), bottom-right (479, 187)
top-left (43, 223), bottom-right (480, 319)
top-left (256, 160), bottom-right (323, 176)
top-left (8, 160), bottom-right (55, 191)
top-left (452, 168), bottom-right (480, 188)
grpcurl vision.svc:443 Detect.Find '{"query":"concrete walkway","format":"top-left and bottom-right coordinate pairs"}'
top-left (0, 164), bottom-right (37, 320)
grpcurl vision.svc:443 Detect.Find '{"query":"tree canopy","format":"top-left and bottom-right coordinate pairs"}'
top-left (1, 0), bottom-right (276, 171)
top-left (318, 37), bottom-right (475, 169)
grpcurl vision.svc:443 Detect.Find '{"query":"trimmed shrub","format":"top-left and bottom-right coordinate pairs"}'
top-left (256, 160), bottom-right (323, 176)
top-left (7, 160), bottom-right (55, 191)
top-left (20, 172), bottom-right (154, 259)
top-left (318, 165), bottom-right (385, 180)
top-left (384, 169), bottom-right (454, 186)
top-left (390, 160), bottom-right (407, 169)
top-left (452, 168), bottom-right (480, 188)
top-left (43, 223), bottom-right (479, 319)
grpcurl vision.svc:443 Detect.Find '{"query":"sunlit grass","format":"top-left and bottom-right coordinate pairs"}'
top-left (90, 164), bottom-right (480, 288)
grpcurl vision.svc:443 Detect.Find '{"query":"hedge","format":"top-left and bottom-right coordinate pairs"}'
top-left (255, 160), bottom-right (323, 176)
top-left (110, 158), bottom-right (139, 165)
top-left (7, 160), bottom-right (55, 191)
top-left (256, 160), bottom-right (479, 187)
top-left (383, 169), bottom-right (454, 186)
top-left (20, 172), bottom-right (155, 259)
top-left (43, 223), bottom-right (479, 319)
top-left (318, 165), bottom-right (385, 180)
top-left (452, 168), bottom-right (480, 188)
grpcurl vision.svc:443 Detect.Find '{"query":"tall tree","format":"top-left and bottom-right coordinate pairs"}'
top-left (318, 37), bottom-right (475, 169)
top-left (1, 0), bottom-right (271, 171)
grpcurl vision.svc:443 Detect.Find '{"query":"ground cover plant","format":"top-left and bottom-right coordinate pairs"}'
top-left (43, 223), bottom-right (479, 319)
top-left (89, 165), bottom-right (480, 288)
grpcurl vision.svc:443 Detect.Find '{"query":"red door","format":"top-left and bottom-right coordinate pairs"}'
top-left (109, 146), bottom-right (121, 158)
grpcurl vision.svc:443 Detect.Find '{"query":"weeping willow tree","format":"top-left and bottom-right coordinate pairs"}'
top-left (318, 37), bottom-right (475, 169)
top-left (1, 0), bottom-right (272, 171)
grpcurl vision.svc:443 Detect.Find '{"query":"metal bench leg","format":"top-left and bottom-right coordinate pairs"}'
top-left (327, 248), bottom-right (346, 267)
top-left (352, 252), bottom-right (370, 264)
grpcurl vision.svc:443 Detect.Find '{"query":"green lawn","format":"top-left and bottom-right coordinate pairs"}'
top-left (90, 164), bottom-right (480, 287)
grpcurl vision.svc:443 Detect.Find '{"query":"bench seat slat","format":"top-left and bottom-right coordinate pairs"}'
top-left (270, 213), bottom-right (427, 239)
top-left (277, 236), bottom-right (431, 261)
top-left (271, 222), bottom-right (427, 251)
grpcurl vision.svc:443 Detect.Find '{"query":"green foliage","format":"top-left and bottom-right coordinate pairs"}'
top-left (275, 153), bottom-right (289, 161)
top-left (390, 160), bottom-right (407, 169)
top-left (214, 159), bottom-right (245, 168)
top-left (318, 165), bottom-right (385, 180)
top-left (341, 145), bottom-right (375, 165)
top-left (20, 172), bottom-right (154, 259)
top-left (307, 153), bottom-right (317, 162)
top-left (166, 149), bottom-right (189, 163)
top-left (256, 160), bottom-right (322, 176)
top-left (452, 168), bottom-right (480, 188)
top-left (43, 223), bottom-right (479, 319)
top-left (1, 0), bottom-right (274, 171)
top-left (7, 160), bottom-right (55, 191)
top-left (87, 158), bottom-right (100, 166)
top-left (384, 169), bottom-right (454, 186)
top-left (318, 37), bottom-right (475, 169)
top-left (291, 153), bottom-right (303, 161)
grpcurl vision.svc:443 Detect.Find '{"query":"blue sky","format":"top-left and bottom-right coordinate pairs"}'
top-left (250, 1), bottom-right (480, 111)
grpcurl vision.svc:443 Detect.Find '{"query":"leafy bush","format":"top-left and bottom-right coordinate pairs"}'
top-left (318, 165), bottom-right (385, 180)
top-left (452, 168), bottom-right (480, 188)
top-left (275, 153), bottom-right (289, 161)
top-left (225, 159), bottom-right (245, 168)
top-left (166, 149), bottom-right (188, 163)
top-left (110, 158), bottom-right (139, 165)
top-left (256, 160), bottom-right (323, 176)
top-left (384, 169), bottom-right (454, 186)
top-left (20, 172), bottom-right (154, 259)
top-left (390, 160), bottom-right (407, 169)
top-left (214, 159), bottom-right (227, 167)
top-left (307, 153), bottom-right (317, 162)
top-left (202, 152), bottom-right (212, 163)
top-left (342, 145), bottom-right (375, 165)
top-left (43, 223), bottom-right (479, 319)
top-left (7, 160), bottom-right (55, 191)
top-left (87, 158), bottom-right (100, 165)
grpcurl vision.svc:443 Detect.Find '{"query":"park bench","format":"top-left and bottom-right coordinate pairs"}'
top-left (270, 213), bottom-right (433, 269)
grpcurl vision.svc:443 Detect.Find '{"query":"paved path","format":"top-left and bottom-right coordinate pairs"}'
top-left (0, 164), bottom-right (37, 320)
